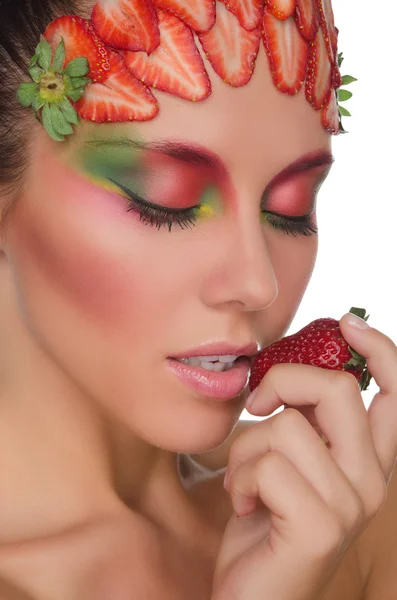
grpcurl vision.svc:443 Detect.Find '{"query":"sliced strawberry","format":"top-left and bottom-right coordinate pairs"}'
top-left (75, 53), bottom-right (159, 122)
top-left (198, 2), bottom-right (261, 87)
top-left (219, 0), bottom-right (264, 31)
top-left (316, 0), bottom-right (338, 62)
top-left (262, 8), bottom-right (309, 95)
top-left (124, 11), bottom-right (211, 101)
top-left (331, 61), bottom-right (342, 89)
top-left (305, 26), bottom-right (331, 109)
top-left (321, 90), bottom-right (340, 134)
top-left (91, 0), bottom-right (160, 54)
top-left (265, 0), bottom-right (296, 20)
top-left (152, 0), bottom-right (216, 33)
top-left (295, 0), bottom-right (320, 42)
top-left (44, 16), bottom-right (111, 83)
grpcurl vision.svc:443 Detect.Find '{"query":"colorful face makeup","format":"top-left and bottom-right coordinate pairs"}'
top-left (17, 0), bottom-right (357, 142)
top-left (66, 133), bottom-right (226, 230)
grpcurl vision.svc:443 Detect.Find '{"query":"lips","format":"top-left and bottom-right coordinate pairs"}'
top-left (169, 341), bottom-right (259, 360)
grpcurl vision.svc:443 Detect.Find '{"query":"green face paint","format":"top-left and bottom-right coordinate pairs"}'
top-left (67, 131), bottom-right (225, 222)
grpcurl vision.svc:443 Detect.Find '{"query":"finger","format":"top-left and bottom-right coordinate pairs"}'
top-left (226, 409), bottom-right (365, 533)
top-left (231, 451), bottom-right (344, 556)
top-left (339, 314), bottom-right (397, 396)
top-left (245, 363), bottom-right (387, 515)
top-left (339, 315), bottom-right (397, 478)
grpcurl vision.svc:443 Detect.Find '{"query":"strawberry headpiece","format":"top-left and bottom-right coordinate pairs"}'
top-left (17, 0), bottom-right (357, 142)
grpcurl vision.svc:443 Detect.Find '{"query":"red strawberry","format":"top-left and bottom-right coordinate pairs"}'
top-left (199, 2), bottom-right (261, 87)
top-left (219, 0), bottom-right (264, 31)
top-left (262, 7), bottom-right (309, 95)
top-left (331, 61), bottom-right (342, 89)
top-left (305, 26), bottom-right (331, 109)
top-left (74, 52), bottom-right (159, 122)
top-left (125, 10), bottom-right (211, 101)
top-left (44, 16), bottom-right (111, 83)
top-left (152, 0), bottom-right (216, 33)
top-left (265, 0), bottom-right (296, 20)
top-left (249, 308), bottom-right (372, 393)
top-left (295, 0), bottom-right (320, 42)
top-left (316, 0), bottom-right (338, 62)
top-left (91, 0), bottom-right (160, 54)
top-left (321, 90), bottom-right (340, 134)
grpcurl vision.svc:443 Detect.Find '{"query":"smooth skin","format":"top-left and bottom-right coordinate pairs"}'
top-left (212, 315), bottom-right (397, 600)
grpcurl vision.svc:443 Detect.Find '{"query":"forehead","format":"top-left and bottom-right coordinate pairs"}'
top-left (74, 46), bottom-right (330, 182)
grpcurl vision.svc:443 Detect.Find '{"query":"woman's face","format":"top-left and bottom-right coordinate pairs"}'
top-left (3, 48), bottom-right (333, 454)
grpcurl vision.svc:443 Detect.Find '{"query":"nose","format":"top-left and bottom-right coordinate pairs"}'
top-left (202, 214), bottom-right (278, 312)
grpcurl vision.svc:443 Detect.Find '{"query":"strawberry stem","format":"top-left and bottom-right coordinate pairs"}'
top-left (343, 307), bottom-right (373, 391)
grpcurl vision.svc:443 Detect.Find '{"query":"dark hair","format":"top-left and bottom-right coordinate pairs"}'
top-left (0, 0), bottom-right (90, 228)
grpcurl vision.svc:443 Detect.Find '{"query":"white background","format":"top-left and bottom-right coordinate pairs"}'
top-left (242, 0), bottom-right (397, 419)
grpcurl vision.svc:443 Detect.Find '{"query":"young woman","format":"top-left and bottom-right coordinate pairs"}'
top-left (1, 1), bottom-right (397, 598)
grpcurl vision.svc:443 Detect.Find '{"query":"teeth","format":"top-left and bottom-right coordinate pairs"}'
top-left (175, 357), bottom-right (237, 372)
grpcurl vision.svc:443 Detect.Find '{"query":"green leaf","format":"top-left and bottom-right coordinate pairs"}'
top-left (70, 76), bottom-right (91, 89)
top-left (41, 103), bottom-right (65, 142)
top-left (52, 39), bottom-right (66, 72)
top-left (67, 88), bottom-right (85, 102)
top-left (37, 36), bottom-right (52, 71)
top-left (338, 105), bottom-right (351, 117)
top-left (29, 66), bottom-right (44, 83)
top-left (338, 89), bottom-right (353, 102)
top-left (29, 53), bottom-right (39, 69)
top-left (32, 95), bottom-right (45, 112)
top-left (64, 57), bottom-right (89, 78)
top-left (17, 82), bottom-right (39, 107)
top-left (49, 103), bottom-right (74, 135)
top-left (341, 75), bottom-right (358, 85)
top-left (59, 97), bottom-right (80, 125)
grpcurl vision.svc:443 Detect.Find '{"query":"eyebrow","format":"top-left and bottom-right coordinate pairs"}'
top-left (85, 138), bottom-right (334, 183)
top-left (84, 137), bottom-right (220, 170)
top-left (266, 149), bottom-right (335, 191)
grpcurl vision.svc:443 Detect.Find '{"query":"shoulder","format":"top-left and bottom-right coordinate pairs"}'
top-left (355, 464), bottom-right (397, 598)
top-left (189, 419), bottom-right (258, 471)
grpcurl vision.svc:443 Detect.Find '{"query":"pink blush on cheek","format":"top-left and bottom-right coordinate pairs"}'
top-left (13, 157), bottom-right (152, 333)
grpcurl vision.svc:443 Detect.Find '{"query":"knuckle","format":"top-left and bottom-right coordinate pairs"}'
top-left (274, 407), bottom-right (306, 432)
top-left (345, 495), bottom-right (365, 531)
top-left (330, 370), bottom-right (360, 395)
top-left (310, 513), bottom-right (345, 557)
top-left (366, 479), bottom-right (388, 518)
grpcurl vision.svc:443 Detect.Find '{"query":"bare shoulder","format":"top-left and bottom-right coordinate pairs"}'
top-left (190, 419), bottom-right (258, 471)
top-left (355, 463), bottom-right (397, 598)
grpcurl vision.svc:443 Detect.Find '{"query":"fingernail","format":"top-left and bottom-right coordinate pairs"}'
top-left (245, 388), bottom-right (258, 410)
top-left (346, 313), bottom-right (371, 330)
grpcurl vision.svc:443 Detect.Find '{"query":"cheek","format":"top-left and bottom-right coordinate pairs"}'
top-left (7, 160), bottom-right (165, 334)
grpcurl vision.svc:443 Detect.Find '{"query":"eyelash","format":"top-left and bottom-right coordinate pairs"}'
top-left (115, 182), bottom-right (318, 238)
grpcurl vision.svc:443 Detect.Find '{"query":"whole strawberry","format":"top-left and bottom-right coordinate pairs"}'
top-left (249, 307), bottom-right (373, 393)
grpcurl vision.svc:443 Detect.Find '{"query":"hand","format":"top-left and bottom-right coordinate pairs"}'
top-left (211, 314), bottom-right (397, 600)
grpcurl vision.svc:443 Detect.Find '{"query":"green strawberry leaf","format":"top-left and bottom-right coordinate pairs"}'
top-left (338, 89), bottom-right (353, 102)
top-left (37, 36), bottom-right (52, 71)
top-left (59, 97), bottom-right (80, 125)
top-left (66, 88), bottom-right (85, 102)
top-left (341, 75), bottom-right (358, 86)
top-left (64, 57), bottom-right (90, 78)
top-left (42, 103), bottom-right (65, 142)
top-left (29, 53), bottom-right (39, 69)
top-left (338, 105), bottom-right (351, 117)
top-left (50, 103), bottom-right (74, 136)
top-left (29, 66), bottom-right (44, 83)
top-left (32, 95), bottom-right (45, 112)
top-left (52, 39), bottom-right (66, 73)
top-left (17, 82), bottom-right (39, 107)
top-left (70, 76), bottom-right (91, 89)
